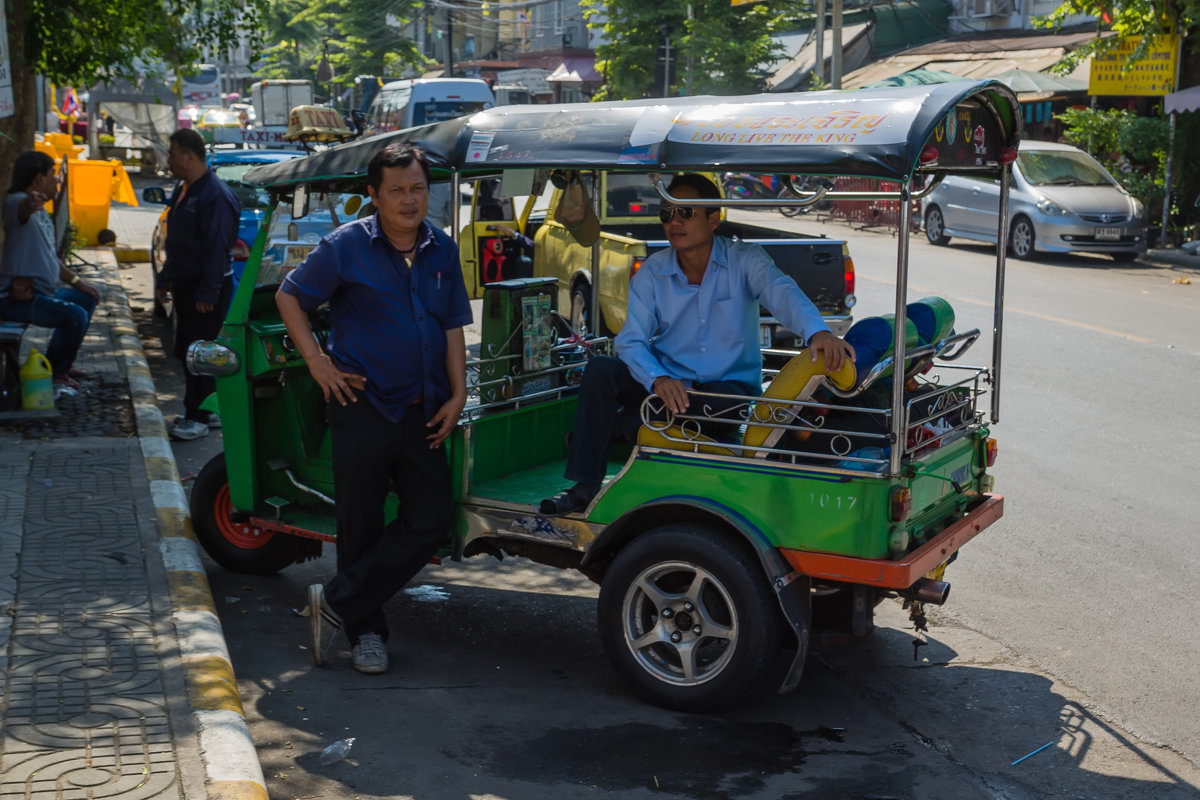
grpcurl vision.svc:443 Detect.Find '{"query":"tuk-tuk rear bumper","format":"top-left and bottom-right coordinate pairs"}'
top-left (779, 493), bottom-right (1003, 590)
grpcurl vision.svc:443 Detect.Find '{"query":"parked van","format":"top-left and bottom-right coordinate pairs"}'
top-left (363, 78), bottom-right (494, 136)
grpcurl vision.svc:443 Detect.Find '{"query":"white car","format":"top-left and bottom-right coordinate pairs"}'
top-left (921, 141), bottom-right (1147, 262)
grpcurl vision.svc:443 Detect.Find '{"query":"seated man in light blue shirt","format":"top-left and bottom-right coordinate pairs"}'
top-left (540, 173), bottom-right (854, 516)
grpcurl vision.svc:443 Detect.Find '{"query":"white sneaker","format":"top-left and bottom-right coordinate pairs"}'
top-left (352, 633), bottom-right (388, 674)
top-left (170, 419), bottom-right (209, 441)
top-left (207, 413), bottom-right (222, 429)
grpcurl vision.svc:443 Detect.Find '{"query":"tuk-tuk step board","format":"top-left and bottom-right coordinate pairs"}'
top-left (470, 457), bottom-right (626, 506)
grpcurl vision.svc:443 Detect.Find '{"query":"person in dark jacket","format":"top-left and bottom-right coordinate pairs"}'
top-left (155, 128), bottom-right (240, 440)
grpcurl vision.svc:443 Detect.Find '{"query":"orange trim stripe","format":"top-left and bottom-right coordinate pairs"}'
top-left (781, 494), bottom-right (1003, 588)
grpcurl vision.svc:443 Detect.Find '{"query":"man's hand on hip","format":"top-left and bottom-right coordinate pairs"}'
top-left (308, 353), bottom-right (365, 406)
top-left (195, 299), bottom-right (214, 313)
top-left (809, 330), bottom-right (856, 373)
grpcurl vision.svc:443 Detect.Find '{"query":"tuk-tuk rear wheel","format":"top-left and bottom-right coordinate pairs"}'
top-left (191, 455), bottom-right (300, 574)
top-left (597, 524), bottom-right (783, 712)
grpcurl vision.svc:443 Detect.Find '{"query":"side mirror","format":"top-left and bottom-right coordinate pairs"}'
top-left (142, 186), bottom-right (168, 204)
top-left (292, 185), bottom-right (309, 219)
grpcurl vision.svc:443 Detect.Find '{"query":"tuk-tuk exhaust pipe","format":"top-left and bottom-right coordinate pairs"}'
top-left (902, 578), bottom-right (950, 605)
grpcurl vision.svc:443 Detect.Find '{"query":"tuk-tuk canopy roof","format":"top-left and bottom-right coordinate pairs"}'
top-left (244, 80), bottom-right (1020, 191)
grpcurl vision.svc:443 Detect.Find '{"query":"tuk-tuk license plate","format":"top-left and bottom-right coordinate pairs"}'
top-left (1096, 227), bottom-right (1121, 240)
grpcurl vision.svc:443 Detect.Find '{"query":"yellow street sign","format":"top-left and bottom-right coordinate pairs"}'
top-left (1089, 34), bottom-right (1179, 96)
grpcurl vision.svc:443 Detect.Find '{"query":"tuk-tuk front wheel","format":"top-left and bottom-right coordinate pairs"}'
top-left (191, 455), bottom-right (300, 575)
top-left (598, 524), bottom-right (783, 711)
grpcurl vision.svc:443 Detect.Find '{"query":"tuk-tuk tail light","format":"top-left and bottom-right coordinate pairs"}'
top-left (233, 238), bottom-right (251, 261)
top-left (984, 437), bottom-right (997, 467)
top-left (1001, 146), bottom-right (1019, 164)
top-left (630, 258), bottom-right (645, 281)
top-left (919, 145), bottom-right (939, 165)
top-left (890, 486), bottom-right (912, 522)
top-left (843, 254), bottom-right (856, 296)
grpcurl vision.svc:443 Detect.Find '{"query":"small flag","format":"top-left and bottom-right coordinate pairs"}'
top-left (61, 88), bottom-right (79, 117)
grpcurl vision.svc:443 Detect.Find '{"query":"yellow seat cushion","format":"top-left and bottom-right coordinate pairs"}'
top-left (742, 349), bottom-right (857, 455)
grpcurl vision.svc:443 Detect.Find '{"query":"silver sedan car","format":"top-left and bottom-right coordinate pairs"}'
top-left (921, 141), bottom-right (1147, 262)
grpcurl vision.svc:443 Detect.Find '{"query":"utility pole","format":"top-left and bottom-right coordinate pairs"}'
top-left (445, 8), bottom-right (454, 77)
top-left (832, 0), bottom-right (843, 89)
top-left (814, 0), bottom-right (825, 85)
top-left (661, 24), bottom-right (673, 98)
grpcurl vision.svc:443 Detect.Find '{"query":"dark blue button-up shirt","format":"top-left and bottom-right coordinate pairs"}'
top-left (280, 215), bottom-right (472, 422)
top-left (161, 170), bottom-right (240, 305)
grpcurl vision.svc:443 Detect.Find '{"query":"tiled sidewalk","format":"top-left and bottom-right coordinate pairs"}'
top-left (0, 250), bottom-right (264, 800)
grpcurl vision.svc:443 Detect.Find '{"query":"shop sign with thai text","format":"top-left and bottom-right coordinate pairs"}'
top-left (1089, 35), bottom-right (1179, 96)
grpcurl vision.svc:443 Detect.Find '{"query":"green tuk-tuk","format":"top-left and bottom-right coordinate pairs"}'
top-left (187, 81), bottom-right (1018, 711)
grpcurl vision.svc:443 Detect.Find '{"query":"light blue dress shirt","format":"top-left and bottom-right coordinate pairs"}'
top-left (616, 236), bottom-right (829, 395)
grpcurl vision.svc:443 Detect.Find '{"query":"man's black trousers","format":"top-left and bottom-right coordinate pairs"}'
top-left (324, 395), bottom-right (452, 644)
top-left (171, 278), bottom-right (233, 422)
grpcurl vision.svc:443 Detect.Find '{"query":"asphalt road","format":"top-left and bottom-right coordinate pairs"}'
top-left (113, 205), bottom-right (1200, 799)
top-left (746, 208), bottom-right (1200, 766)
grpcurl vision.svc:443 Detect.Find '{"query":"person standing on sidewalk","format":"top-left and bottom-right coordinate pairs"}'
top-left (0, 150), bottom-right (100, 389)
top-left (275, 143), bottom-right (471, 674)
top-left (155, 128), bottom-right (239, 441)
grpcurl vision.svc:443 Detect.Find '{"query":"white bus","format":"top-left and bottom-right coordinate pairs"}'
top-left (363, 78), bottom-right (494, 136)
top-left (179, 63), bottom-right (222, 107)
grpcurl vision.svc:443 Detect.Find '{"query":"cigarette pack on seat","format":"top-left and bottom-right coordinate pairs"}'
top-left (479, 277), bottom-right (559, 403)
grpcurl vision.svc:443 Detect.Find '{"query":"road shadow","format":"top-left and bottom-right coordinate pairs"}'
top-left (205, 555), bottom-right (1200, 800)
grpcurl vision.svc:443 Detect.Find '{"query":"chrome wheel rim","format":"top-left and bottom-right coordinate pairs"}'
top-left (620, 560), bottom-right (738, 686)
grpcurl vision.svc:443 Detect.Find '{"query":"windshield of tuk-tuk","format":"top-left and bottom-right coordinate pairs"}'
top-left (257, 191), bottom-right (369, 286)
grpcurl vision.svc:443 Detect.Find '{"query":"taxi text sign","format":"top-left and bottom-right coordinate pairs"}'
top-left (1089, 35), bottom-right (1179, 96)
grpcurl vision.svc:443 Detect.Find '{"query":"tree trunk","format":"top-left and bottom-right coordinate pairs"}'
top-left (0, 0), bottom-right (38, 197)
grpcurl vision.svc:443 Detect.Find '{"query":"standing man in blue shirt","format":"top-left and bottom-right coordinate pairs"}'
top-left (157, 128), bottom-right (240, 441)
top-left (541, 173), bottom-right (855, 516)
top-left (276, 143), bottom-right (471, 674)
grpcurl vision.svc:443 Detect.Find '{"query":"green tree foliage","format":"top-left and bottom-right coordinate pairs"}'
top-left (255, 0), bottom-right (425, 103)
top-left (1036, 0), bottom-right (1199, 75)
top-left (0, 0), bottom-right (264, 198)
top-left (581, 0), bottom-right (790, 100)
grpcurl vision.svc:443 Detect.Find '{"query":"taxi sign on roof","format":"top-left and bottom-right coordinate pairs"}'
top-left (283, 105), bottom-right (354, 142)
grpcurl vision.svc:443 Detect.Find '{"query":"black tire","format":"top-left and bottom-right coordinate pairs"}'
top-left (191, 455), bottom-right (300, 574)
top-left (1110, 251), bottom-right (1139, 263)
top-left (598, 524), bottom-right (784, 711)
top-left (924, 205), bottom-right (950, 245)
top-left (1009, 216), bottom-right (1036, 260)
top-left (150, 224), bottom-right (168, 318)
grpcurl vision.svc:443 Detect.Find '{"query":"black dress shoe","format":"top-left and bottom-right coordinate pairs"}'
top-left (539, 484), bottom-right (598, 516)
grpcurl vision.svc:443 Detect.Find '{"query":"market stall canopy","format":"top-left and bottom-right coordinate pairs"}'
top-left (842, 30), bottom-right (1098, 90)
top-left (989, 68), bottom-right (1086, 96)
top-left (243, 81), bottom-right (1020, 191)
top-left (1165, 85), bottom-right (1200, 114)
top-left (863, 68), bottom-right (963, 88)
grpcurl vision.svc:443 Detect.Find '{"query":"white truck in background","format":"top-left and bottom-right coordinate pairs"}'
top-left (225, 79), bottom-right (315, 148)
top-left (250, 79), bottom-right (315, 126)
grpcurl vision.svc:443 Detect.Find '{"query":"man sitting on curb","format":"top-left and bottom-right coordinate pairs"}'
top-left (540, 173), bottom-right (855, 516)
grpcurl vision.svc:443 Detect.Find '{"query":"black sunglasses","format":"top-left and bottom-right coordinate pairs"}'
top-left (659, 206), bottom-right (697, 223)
